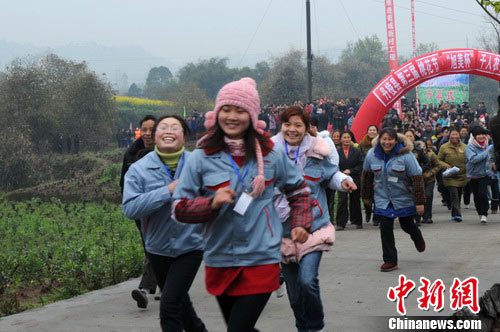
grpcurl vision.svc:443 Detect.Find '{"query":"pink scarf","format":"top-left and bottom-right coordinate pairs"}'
top-left (224, 137), bottom-right (245, 156)
top-left (223, 137), bottom-right (265, 197)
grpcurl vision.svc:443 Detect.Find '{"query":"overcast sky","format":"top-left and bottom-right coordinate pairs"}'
top-left (0, 0), bottom-right (493, 69)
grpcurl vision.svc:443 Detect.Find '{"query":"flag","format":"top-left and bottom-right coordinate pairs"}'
top-left (183, 106), bottom-right (187, 118)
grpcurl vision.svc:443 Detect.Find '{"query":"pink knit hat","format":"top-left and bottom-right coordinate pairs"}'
top-left (203, 77), bottom-right (267, 133)
top-left (200, 77), bottom-right (267, 197)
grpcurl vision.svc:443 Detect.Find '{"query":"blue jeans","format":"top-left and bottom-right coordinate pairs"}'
top-left (282, 251), bottom-right (324, 332)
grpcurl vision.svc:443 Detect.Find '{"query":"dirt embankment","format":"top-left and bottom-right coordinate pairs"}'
top-left (2, 141), bottom-right (199, 204)
top-left (3, 150), bottom-right (124, 203)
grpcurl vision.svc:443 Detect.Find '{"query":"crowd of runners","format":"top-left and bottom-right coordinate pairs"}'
top-left (119, 77), bottom-right (500, 332)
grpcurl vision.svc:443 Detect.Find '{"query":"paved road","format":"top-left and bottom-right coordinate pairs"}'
top-left (1, 200), bottom-right (499, 332)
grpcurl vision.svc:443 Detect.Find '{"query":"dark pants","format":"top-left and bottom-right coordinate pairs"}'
top-left (365, 201), bottom-right (373, 223)
top-left (490, 178), bottom-right (499, 212)
top-left (135, 220), bottom-right (157, 292)
top-left (378, 215), bottom-right (424, 264)
top-left (148, 251), bottom-right (206, 332)
top-left (491, 178), bottom-right (499, 199)
top-left (423, 181), bottom-right (435, 220)
top-left (436, 172), bottom-right (449, 206)
top-left (216, 293), bottom-right (271, 332)
top-left (463, 182), bottom-right (471, 205)
top-left (336, 189), bottom-right (362, 227)
top-left (325, 188), bottom-right (335, 223)
top-left (469, 177), bottom-right (490, 216)
top-left (447, 186), bottom-right (463, 218)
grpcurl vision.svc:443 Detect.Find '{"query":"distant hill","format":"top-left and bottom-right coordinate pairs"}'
top-left (0, 40), bottom-right (177, 93)
top-left (0, 40), bottom-right (344, 94)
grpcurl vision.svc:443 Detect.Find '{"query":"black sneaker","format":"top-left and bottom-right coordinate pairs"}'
top-left (132, 289), bottom-right (148, 308)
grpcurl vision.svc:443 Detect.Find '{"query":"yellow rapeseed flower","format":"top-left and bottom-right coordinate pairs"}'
top-left (114, 96), bottom-right (173, 108)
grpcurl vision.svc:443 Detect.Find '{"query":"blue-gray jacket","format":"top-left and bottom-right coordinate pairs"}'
top-left (122, 150), bottom-right (203, 257)
top-left (172, 147), bottom-right (308, 268)
top-left (363, 135), bottom-right (422, 210)
top-left (269, 136), bottom-right (340, 236)
top-left (465, 140), bottom-right (493, 179)
top-left (282, 155), bottom-right (338, 237)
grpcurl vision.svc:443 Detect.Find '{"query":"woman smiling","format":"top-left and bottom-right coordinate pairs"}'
top-left (361, 127), bottom-right (426, 272)
top-left (466, 125), bottom-right (493, 223)
top-left (173, 78), bottom-right (313, 331)
top-left (122, 115), bottom-right (207, 332)
top-left (273, 106), bottom-right (356, 332)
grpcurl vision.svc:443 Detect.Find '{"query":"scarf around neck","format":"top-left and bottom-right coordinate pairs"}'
top-left (468, 135), bottom-right (488, 149)
top-left (274, 132), bottom-right (313, 172)
top-left (224, 137), bottom-right (246, 156)
top-left (155, 145), bottom-right (184, 172)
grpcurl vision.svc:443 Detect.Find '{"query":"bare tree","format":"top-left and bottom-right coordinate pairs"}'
top-left (478, 16), bottom-right (500, 53)
top-left (477, 10), bottom-right (500, 86)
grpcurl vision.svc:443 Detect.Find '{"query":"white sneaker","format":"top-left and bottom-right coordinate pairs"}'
top-left (464, 205), bottom-right (470, 209)
top-left (480, 215), bottom-right (487, 223)
top-left (276, 283), bottom-right (285, 298)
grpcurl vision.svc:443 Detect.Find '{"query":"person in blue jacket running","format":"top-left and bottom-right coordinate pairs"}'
top-left (122, 115), bottom-right (207, 332)
top-left (361, 127), bottom-right (426, 272)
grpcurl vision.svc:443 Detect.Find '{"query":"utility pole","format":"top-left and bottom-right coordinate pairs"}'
top-left (306, 0), bottom-right (312, 103)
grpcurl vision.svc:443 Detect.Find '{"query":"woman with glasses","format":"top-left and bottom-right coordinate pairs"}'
top-left (122, 115), bottom-right (207, 332)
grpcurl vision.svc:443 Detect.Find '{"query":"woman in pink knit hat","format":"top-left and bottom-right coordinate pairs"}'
top-left (173, 77), bottom-right (314, 332)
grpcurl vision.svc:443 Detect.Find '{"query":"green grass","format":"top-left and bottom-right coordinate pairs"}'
top-left (0, 198), bottom-right (143, 317)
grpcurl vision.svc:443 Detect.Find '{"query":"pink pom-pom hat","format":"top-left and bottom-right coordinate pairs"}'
top-left (200, 77), bottom-right (267, 197)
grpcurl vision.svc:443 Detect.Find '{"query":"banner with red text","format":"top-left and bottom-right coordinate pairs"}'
top-left (384, 0), bottom-right (401, 114)
top-left (351, 49), bottom-right (500, 141)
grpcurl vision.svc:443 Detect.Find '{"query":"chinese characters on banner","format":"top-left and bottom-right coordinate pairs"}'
top-left (387, 274), bottom-right (479, 316)
top-left (384, 0), bottom-right (402, 115)
top-left (372, 50), bottom-right (478, 108)
top-left (351, 48), bottom-right (500, 142)
top-left (410, 0), bottom-right (421, 112)
top-left (477, 50), bottom-right (500, 74)
top-left (418, 74), bottom-right (469, 105)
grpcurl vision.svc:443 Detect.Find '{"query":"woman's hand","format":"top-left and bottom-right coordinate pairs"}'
top-left (211, 187), bottom-right (236, 210)
top-left (416, 205), bottom-right (424, 215)
top-left (341, 179), bottom-right (357, 192)
top-left (291, 227), bottom-right (309, 243)
top-left (168, 180), bottom-right (179, 194)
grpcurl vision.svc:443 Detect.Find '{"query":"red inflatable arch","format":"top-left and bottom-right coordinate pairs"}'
top-left (351, 48), bottom-right (500, 142)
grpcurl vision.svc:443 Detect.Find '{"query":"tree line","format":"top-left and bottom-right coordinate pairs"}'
top-left (130, 35), bottom-right (498, 112)
top-left (0, 34), bottom-right (498, 191)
